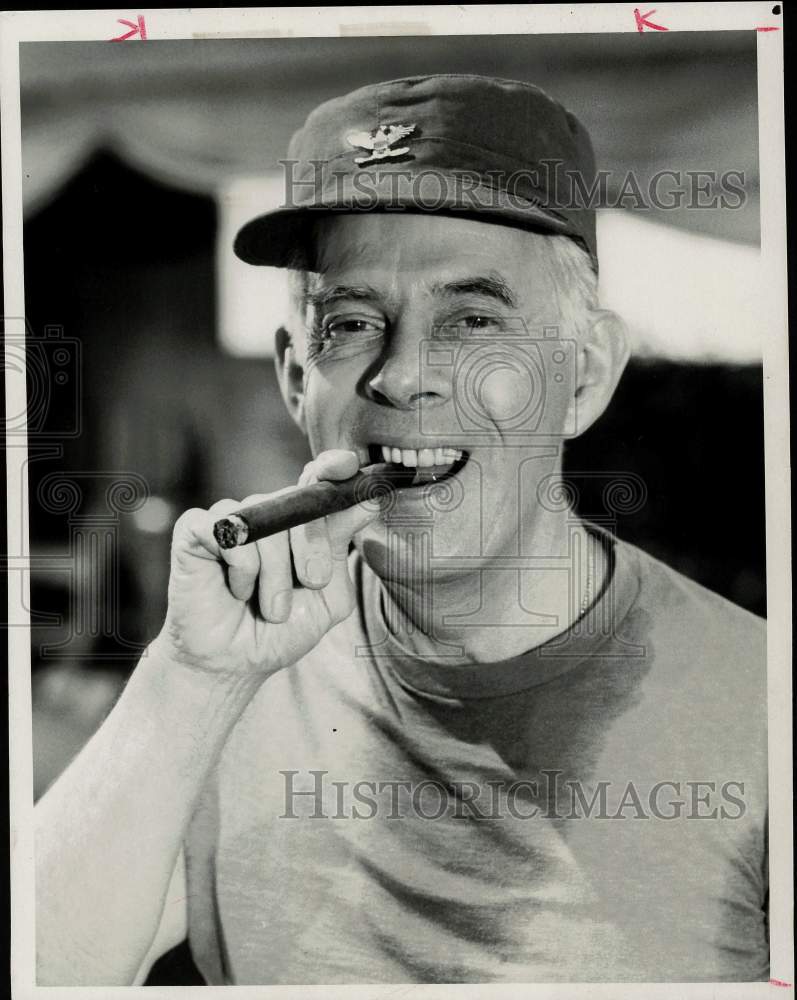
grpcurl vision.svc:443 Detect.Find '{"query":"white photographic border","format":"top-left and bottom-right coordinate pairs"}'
top-left (2, 5), bottom-right (790, 998)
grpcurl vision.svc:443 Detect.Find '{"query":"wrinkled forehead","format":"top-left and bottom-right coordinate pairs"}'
top-left (308, 214), bottom-right (564, 302)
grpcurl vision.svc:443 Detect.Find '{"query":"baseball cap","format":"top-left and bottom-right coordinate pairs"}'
top-left (234, 74), bottom-right (598, 272)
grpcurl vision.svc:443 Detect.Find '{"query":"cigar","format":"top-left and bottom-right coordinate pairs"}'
top-left (212, 463), bottom-right (416, 549)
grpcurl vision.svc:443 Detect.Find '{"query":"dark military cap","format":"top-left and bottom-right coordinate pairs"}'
top-left (235, 74), bottom-right (598, 271)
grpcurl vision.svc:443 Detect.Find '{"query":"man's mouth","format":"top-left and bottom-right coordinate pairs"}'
top-left (367, 443), bottom-right (470, 487)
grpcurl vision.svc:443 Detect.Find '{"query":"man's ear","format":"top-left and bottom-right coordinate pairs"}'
top-left (274, 326), bottom-right (307, 434)
top-left (565, 309), bottom-right (630, 438)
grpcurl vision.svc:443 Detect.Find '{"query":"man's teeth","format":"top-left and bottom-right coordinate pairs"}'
top-left (379, 445), bottom-right (463, 468)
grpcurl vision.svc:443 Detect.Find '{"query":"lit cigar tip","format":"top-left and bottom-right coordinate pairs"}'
top-left (213, 514), bottom-right (249, 550)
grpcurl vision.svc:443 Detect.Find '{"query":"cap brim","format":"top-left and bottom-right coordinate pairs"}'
top-left (233, 176), bottom-right (583, 268)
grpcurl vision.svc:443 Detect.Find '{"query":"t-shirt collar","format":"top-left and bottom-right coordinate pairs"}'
top-left (359, 523), bottom-right (641, 700)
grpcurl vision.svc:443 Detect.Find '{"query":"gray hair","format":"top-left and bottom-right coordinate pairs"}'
top-left (542, 234), bottom-right (599, 342)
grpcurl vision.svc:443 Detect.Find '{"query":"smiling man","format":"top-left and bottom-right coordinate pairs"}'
top-left (277, 210), bottom-right (624, 665)
top-left (36, 75), bottom-right (768, 986)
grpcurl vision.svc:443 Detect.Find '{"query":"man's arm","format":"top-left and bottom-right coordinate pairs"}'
top-left (132, 847), bottom-right (188, 985)
top-left (35, 646), bottom-right (259, 986)
top-left (34, 451), bottom-right (379, 985)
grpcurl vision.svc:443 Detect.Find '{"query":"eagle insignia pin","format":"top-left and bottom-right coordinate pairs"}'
top-left (346, 123), bottom-right (416, 165)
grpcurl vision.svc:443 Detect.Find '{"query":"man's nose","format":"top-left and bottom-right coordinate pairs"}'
top-left (365, 323), bottom-right (449, 410)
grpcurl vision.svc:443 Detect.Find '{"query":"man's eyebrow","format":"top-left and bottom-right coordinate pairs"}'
top-left (307, 285), bottom-right (382, 311)
top-left (431, 274), bottom-right (518, 309)
top-left (306, 274), bottom-right (518, 311)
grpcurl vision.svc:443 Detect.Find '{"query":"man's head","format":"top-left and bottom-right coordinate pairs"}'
top-left (274, 212), bottom-right (628, 573)
top-left (237, 75), bottom-right (629, 574)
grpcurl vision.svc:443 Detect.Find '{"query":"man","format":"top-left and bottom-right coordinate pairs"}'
top-left (36, 75), bottom-right (767, 985)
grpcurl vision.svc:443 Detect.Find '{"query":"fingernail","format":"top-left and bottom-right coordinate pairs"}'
top-left (305, 555), bottom-right (330, 586)
top-left (271, 589), bottom-right (292, 620)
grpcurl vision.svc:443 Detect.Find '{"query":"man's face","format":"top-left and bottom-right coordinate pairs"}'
top-left (295, 213), bottom-right (583, 576)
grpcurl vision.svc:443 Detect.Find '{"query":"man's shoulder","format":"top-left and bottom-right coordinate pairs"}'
top-left (614, 531), bottom-right (765, 653)
top-left (606, 533), bottom-right (768, 791)
top-left (607, 530), bottom-right (767, 734)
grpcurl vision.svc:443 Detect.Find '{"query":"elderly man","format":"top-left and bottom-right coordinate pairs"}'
top-left (36, 75), bottom-right (767, 986)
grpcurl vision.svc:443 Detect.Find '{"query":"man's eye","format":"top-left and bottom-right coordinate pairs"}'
top-left (323, 317), bottom-right (384, 338)
top-left (461, 315), bottom-right (496, 329)
top-left (442, 314), bottom-right (502, 335)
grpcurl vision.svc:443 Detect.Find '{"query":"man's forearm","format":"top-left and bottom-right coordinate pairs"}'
top-left (35, 640), bottom-right (263, 986)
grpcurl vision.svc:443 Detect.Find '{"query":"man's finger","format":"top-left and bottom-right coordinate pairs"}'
top-left (254, 530), bottom-right (293, 622)
top-left (206, 498), bottom-right (261, 601)
top-left (301, 450), bottom-right (384, 558)
top-left (327, 502), bottom-right (383, 558)
top-left (179, 498), bottom-right (245, 561)
top-left (308, 449), bottom-right (361, 484)
top-left (290, 516), bottom-right (333, 590)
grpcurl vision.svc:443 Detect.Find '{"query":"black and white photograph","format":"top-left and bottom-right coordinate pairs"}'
top-left (2, 4), bottom-right (791, 996)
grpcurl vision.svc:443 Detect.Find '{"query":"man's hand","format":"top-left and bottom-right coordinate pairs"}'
top-left (155, 449), bottom-right (380, 679)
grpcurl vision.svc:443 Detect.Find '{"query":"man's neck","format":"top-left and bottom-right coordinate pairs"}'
top-left (375, 514), bottom-right (607, 666)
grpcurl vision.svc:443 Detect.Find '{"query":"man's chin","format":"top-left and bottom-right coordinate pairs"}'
top-left (355, 515), bottom-right (489, 581)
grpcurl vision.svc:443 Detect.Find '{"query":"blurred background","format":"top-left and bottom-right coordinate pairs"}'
top-left (19, 31), bottom-right (764, 984)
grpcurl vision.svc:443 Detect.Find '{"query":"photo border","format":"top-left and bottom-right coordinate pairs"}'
top-left (2, 5), bottom-right (790, 998)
